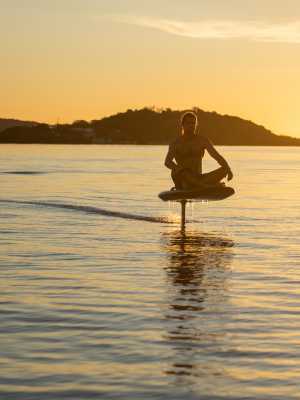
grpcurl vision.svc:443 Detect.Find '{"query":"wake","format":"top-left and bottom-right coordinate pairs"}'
top-left (0, 199), bottom-right (174, 224)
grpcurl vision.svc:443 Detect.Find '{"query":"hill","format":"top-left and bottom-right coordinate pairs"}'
top-left (91, 107), bottom-right (300, 146)
top-left (0, 118), bottom-right (38, 132)
top-left (1, 107), bottom-right (300, 145)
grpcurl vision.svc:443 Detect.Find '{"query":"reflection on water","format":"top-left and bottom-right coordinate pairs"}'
top-left (162, 230), bottom-right (234, 381)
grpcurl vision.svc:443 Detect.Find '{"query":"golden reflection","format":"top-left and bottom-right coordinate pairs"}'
top-left (161, 229), bottom-right (234, 379)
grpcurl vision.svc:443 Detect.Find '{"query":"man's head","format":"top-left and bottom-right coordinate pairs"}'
top-left (181, 111), bottom-right (197, 136)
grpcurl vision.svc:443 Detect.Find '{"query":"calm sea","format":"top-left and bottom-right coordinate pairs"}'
top-left (1, 144), bottom-right (300, 400)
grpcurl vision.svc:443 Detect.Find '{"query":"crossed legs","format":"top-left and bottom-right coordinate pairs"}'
top-left (200, 166), bottom-right (228, 185)
top-left (172, 166), bottom-right (227, 190)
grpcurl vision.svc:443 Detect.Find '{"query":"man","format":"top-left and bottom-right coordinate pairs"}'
top-left (164, 111), bottom-right (233, 190)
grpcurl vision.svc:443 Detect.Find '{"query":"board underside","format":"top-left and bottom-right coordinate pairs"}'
top-left (158, 186), bottom-right (235, 202)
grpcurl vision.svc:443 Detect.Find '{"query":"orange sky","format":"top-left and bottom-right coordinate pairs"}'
top-left (1, 1), bottom-right (300, 137)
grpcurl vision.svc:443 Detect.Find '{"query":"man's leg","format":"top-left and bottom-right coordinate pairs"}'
top-left (201, 167), bottom-right (227, 185)
top-left (172, 169), bottom-right (201, 190)
top-left (172, 167), bottom-right (227, 190)
top-left (171, 169), bottom-right (183, 189)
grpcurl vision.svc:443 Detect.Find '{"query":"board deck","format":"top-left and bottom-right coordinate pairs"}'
top-left (158, 186), bottom-right (235, 202)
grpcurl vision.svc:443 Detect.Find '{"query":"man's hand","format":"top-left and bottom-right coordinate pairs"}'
top-left (227, 169), bottom-right (233, 181)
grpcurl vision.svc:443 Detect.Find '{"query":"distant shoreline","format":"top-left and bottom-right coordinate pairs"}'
top-left (1, 107), bottom-right (300, 146)
top-left (1, 142), bottom-right (299, 147)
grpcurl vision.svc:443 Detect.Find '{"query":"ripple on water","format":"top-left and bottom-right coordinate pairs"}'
top-left (1, 145), bottom-right (300, 400)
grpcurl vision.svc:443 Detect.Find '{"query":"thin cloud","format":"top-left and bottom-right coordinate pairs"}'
top-left (104, 14), bottom-right (300, 43)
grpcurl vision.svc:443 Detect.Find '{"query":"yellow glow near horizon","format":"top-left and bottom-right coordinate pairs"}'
top-left (1, 1), bottom-right (300, 137)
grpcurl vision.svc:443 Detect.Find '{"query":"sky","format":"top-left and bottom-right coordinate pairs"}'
top-left (1, 0), bottom-right (300, 136)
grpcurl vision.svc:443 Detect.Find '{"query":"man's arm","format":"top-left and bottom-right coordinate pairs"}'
top-left (204, 137), bottom-right (233, 180)
top-left (164, 143), bottom-right (179, 171)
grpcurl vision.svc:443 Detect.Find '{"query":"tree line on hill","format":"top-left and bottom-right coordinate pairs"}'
top-left (1, 107), bottom-right (300, 145)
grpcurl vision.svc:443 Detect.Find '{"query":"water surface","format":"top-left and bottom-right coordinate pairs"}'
top-left (1, 144), bottom-right (300, 399)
